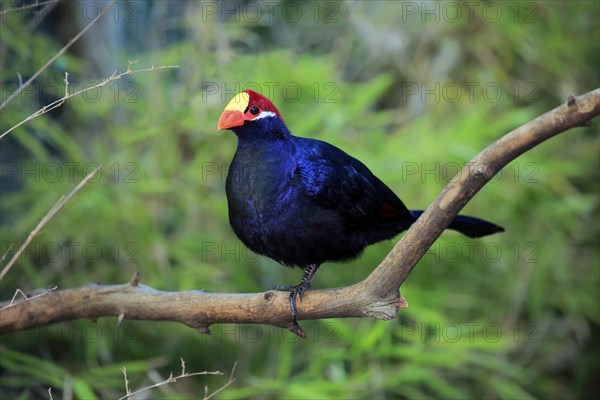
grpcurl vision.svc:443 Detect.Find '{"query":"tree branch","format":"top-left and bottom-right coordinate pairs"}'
top-left (365, 90), bottom-right (600, 298)
top-left (1, 89), bottom-right (599, 338)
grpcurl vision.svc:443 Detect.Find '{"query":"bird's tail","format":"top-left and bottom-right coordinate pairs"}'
top-left (410, 210), bottom-right (504, 238)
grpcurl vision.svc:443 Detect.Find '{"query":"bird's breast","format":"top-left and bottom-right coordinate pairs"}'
top-left (225, 150), bottom-right (300, 246)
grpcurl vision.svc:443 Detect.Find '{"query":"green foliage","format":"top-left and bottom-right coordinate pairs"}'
top-left (1, 1), bottom-right (598, 399)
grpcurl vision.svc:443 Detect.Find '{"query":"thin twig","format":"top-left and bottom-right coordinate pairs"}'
top-left (121, 367), bottom-right (132, 399)
top-left (0, 166), bottom-right (101, 281)
top-left (117, 359), bottom-right (226, 400)
top-left (0, 0), bottom-right (58, 15)
top-left (0, 286), bottom-right (57, 311)
top-left (1, 244), bottom-right (15, 263)
top-left (0, 0), bottom-right (117, 111)
top-left (204, 362), bottom-right (237, 400)
top-left (0, 64), bottom-right (179, 140)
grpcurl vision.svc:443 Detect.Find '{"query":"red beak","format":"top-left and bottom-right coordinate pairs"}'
top-left (217, 109), bottom-right (246, 130)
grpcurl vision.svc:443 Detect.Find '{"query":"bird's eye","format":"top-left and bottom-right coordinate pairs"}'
top-left (249, 106), bottom-right (260, 115)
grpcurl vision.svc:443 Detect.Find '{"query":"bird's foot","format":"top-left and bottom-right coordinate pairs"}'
top-left (274, 281), bottom-right (312, 325)
top-left (273, 264), bottom-right (319, 334)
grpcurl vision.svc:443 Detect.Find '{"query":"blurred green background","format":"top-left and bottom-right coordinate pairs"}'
top-left (1, 1), bottom-right (598, 399)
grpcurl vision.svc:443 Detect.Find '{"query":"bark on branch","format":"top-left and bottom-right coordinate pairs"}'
top-left (2, 89), bottom-right (599, 338)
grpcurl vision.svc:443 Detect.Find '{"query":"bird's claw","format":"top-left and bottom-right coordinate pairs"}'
top-left (294, 283), bottom-right (311, 302)
top-left (274, 282), bottom-right (312, 324)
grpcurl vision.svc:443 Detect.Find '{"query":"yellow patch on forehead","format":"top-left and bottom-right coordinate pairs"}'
top-left (224, 92), bottom-right (249, 112)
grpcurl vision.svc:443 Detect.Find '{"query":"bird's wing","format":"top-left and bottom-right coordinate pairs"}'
top-left (296, 138), bottom-right (412, 225)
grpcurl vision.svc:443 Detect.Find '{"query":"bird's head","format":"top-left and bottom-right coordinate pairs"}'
top-left (217, 90), bottom-right (285, 135)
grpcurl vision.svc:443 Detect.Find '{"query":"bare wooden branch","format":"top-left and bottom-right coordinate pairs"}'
top-left (1, 89), bottom-right (599, 338)
top-left (365, 89), bottom-right (600, 298)
top-left (0, 278), bottom-right (391, 337)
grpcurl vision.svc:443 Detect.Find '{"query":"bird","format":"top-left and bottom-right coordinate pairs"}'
top-left (217, 89), bottom-right (503, 327)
